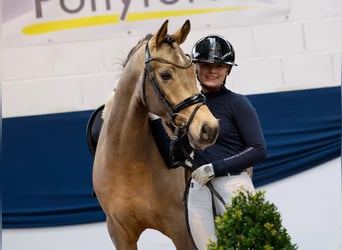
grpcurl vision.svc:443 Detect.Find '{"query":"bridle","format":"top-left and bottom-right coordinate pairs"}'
top-left (142, 37), bottom-right (207, 135)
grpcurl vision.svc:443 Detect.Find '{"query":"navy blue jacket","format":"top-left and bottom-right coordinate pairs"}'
top-left (150, 87), bottom-right (267, 176)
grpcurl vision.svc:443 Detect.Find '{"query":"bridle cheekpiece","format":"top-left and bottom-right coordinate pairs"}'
top-left (142, 38), bottom-right (207, 133)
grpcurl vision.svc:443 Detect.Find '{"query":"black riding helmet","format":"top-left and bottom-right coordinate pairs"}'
top-left (191, 35), bottom-right (238, 66)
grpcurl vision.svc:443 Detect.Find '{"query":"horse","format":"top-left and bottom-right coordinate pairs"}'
top-left (92, 19), bottom-right (219, 250)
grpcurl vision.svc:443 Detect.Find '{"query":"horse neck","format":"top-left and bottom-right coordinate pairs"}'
top-left (105, 58), bottom-right (151, 156)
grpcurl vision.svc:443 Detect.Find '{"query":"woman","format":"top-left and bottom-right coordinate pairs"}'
top-left (150, 35), bottom-right (267, 250)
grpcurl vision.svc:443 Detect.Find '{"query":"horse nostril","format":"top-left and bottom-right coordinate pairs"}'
top-left (201, 123), bottom-right (218, 142)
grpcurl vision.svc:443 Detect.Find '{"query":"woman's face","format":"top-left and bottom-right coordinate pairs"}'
top-left (196, 62), bottom-right (231, 93)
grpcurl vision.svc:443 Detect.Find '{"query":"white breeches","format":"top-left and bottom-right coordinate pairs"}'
top-left (187, 172), bottom-right (255, 250)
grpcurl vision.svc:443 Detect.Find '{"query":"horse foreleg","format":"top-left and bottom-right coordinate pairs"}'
top-left (164, 216), bottom-right (196, 250)
top-left (106, 216), bottom-right (141, 250)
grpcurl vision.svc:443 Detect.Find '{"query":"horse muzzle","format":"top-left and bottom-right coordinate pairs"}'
top-left (187, 119), bottom-right (219, 150)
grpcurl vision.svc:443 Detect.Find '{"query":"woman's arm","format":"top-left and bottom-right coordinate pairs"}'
top-left (212, 97), bottom-right (267, 176)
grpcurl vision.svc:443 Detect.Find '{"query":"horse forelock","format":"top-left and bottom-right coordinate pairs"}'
top-left (148, 36), bottom-right (191, 69)
top-left (161, 35), bottom-right (189, 65)
top-left (164, 35), bottom-right (176, 48)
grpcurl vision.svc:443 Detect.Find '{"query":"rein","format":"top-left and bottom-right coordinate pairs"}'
top-left (170, 132), bottom-right (227, 208)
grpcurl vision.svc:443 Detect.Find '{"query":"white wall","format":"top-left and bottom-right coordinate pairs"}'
top-left (2, 0), bottom-right (341, 118)
top-left (262, 158), bottom-right (342, 250)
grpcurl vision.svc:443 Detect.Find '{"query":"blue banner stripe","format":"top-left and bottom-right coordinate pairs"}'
top-left (2, 86), bottom-right (340, 228)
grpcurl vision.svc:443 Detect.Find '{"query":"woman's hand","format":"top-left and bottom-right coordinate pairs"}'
top-left (191, 163), bottom-right (215, 185)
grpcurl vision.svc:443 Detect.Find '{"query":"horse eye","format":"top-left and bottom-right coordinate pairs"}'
top-left (160, 72), bottom-right (172, 81)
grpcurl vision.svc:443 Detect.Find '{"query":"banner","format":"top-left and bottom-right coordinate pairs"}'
top-left (3, 0), bottom-right (290, 47)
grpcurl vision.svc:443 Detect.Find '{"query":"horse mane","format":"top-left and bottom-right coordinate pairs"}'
top-left (122, 33), bottom-right (177, 68)
top-left (122, 34), bottom-right (153, 68)
top-left (104, 33), bottom-right (178, 120)
top-left (102, 34), bottom-right (154, 121)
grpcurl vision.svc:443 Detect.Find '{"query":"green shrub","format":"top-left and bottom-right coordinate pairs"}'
top-left (207, 189), bottom-right (297, 250)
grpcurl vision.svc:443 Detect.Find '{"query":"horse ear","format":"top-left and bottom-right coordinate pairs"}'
top-left (173, 19), bottom-right (191, 45)
top-left (153, 19), bottom-right (169, 48)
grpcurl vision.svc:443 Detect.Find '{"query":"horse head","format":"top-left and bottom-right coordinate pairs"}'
top-left (143, 19), bottom-right (219, 150)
